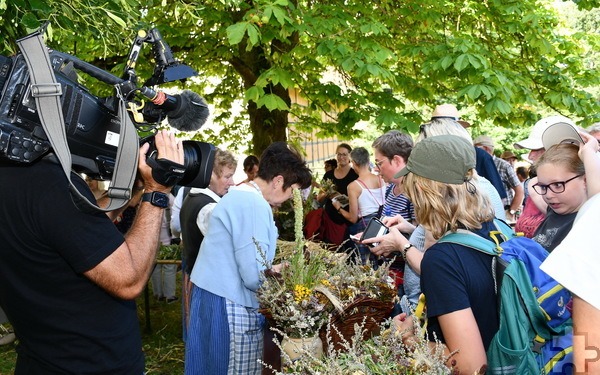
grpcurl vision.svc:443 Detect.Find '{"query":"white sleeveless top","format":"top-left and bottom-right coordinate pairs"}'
top-left (355, 179), bottom-right (386, 217)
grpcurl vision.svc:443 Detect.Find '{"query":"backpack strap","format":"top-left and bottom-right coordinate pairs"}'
top-left (438, 222), bottom-right (514, 296)
top-left (438, 218), bottom-right (516, 256)
top-left (491, 218), bottom-right (516, 241)
top-left (438, 230), bottom-right (499, 256)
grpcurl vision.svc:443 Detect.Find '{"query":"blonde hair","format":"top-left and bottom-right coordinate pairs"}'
top-left (213, 149), bottom-right (238, 177)
top-left (535, 143), bottom-right (584, 176)
top-left (403, 171), bottom-right (495, 239)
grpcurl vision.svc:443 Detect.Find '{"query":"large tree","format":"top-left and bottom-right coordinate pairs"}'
top-left (2, 0), bottom-right (599, 155)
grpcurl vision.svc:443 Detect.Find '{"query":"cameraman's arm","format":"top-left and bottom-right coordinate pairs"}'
top-left (84, 131), bottom-right (183, 300)
top-left (98, 183), bottom-right (144, 222)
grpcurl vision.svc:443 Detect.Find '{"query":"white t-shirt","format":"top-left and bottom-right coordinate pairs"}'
top-left (540, 193), bottom-right (600, 310)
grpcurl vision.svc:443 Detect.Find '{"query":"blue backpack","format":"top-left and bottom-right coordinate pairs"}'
top-left (438, 219), bottom-right (573, 374)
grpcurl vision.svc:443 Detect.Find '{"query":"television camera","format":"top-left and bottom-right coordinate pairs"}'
top-left (0, 27), bottom-right (215, 191)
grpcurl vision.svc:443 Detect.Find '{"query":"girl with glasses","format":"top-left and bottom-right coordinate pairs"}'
top-left (531, 143), bottom-right (587, 251)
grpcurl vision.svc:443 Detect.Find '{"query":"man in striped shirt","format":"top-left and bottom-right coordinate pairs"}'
top-left (371, 130), bottom-right (416, 313)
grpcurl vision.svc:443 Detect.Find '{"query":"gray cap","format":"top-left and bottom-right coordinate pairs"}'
top-left (542, 122), bottom-right (583, 149)
top-left (514, 115), bottom-right (575, 150)
top-left (394, 135), bottom-right (476, 184)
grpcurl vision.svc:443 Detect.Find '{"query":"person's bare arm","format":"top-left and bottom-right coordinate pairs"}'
top-left (579, 132), bottom-right (600, 197)
top-left (438, 308), bottom-right (488, 374)
top-left (365, 227), bottom-right (424, 274)
top-left (508, 184), bottom-right (524, 218)
top-left (573, 296), bottom-right (600, 373)
top-left (393, 309), bottom-right (487, 374)
top-left (84, 131), bottom-right (183, 300)
top-left (527, 177), bottom-right (548, 213)
top-left (334, 182), bottom-right (359, 223)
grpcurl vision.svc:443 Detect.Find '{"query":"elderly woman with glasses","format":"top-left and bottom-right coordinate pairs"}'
top-left (531, 142), bottom-right (587, 252)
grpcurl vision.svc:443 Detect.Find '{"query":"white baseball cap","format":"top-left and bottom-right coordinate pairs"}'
top-left (514, 115), bottom-right (575, 150)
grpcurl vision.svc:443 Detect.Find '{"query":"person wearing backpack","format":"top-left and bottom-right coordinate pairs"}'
top-left (386, 135), bottom-right (498, 374)
top-left (364, 117), bottom-right (507, 317)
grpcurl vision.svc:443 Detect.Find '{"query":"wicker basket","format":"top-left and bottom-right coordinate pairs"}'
top-left (319, 294), bottom-right (394, 352)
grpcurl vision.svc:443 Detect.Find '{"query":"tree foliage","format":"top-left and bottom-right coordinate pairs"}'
top-left (1, 0), bottom-right (598, 155)
top-left (0, 0), bottom-right (140, 55)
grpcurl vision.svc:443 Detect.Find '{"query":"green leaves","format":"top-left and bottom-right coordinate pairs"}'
top-left (484, 98), bottom-right (512, 115)
top-left (2, 0), bottom-right (597, 155)
top-left (28, 0), bottom-right (52, 12)
top-left (21, 12), bottom-right (39, 29)
top-left (226, 21), bottom-right (262, 48)
top-left (458, 84), bottom-right (497, 101)
top-left (104, 10), bottom-right (126, 28)
top-left (0, 0), bottom-right (140, 55)
top-left (453, 53), bottom-right (488, 72)
top-left (245, 86), bottom-right (290, 111)
top-left (264, 3), bottom-right (292, 25)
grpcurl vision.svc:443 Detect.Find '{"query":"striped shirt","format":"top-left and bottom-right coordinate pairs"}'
top-left (382, 184), bottom-right (415, 221)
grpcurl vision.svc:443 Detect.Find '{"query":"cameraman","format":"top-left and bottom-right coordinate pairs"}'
top-left (0, 130), bottom-right (183, 374)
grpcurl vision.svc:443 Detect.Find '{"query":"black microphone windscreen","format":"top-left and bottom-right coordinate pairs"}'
top-left (167, 90), bottom-right (209, 132)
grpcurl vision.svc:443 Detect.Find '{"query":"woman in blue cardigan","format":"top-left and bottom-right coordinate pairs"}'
top-left (184, 142), bottom-right (312, 375)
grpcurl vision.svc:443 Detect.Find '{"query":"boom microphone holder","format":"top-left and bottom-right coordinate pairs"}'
top-left (122, 28), bottom-right (197, 87)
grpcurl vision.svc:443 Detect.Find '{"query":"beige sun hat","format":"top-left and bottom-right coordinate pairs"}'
top-left (474, 135), bottom-right (495, 148)
top-left (501, 150), bottom-right (517, 160)
top-left (431, 104), bottom-right (471, 128)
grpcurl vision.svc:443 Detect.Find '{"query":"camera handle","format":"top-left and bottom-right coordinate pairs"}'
top-left (17, 30), bottom-right (140, 213)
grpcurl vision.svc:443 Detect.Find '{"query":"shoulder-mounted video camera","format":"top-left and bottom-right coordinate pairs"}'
top-left (0, 27), bottom-right (215, 193)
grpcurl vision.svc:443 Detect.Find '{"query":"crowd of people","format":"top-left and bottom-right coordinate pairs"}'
top-left (0, 103), bottom-right (599, 375)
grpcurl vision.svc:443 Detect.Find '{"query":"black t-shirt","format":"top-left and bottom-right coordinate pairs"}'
top-left (420, 221), bottom-right (499, 350)
top-left (322, 168), bottom-right (359, 224)
top-left (532, 209), bottom-right (577, 252)
top-left (0, 159), bottom-right (144, 374)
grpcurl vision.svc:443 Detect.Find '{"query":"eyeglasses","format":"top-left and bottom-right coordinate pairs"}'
top-left (336, 152), bottom-right (349, 157)
top-left (373, 158), bottom-right (388, 168)
top-left (532, 174), bottom-right (583, 195)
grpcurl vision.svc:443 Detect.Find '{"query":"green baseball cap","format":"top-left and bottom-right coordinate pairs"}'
top-left (394, 135), bottom-right (476, 184)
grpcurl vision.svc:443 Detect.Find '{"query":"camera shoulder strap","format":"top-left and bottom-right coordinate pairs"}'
top-left (17, 30), bottom-right (139, 213)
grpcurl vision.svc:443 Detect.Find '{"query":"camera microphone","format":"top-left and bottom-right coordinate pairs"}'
top-left (139, 87), bottom-right (209, 132)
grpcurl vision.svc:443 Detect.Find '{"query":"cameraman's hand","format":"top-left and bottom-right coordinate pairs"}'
top-left (139, 130), bottom-right (183, 192)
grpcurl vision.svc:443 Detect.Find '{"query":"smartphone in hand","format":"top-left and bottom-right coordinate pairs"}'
top-left (360, 217), bottom-right (389, 247)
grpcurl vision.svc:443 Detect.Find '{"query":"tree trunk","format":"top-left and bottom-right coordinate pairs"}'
top-left (248, 83), bottom-right (290, 156)
top-left (228, 9), bottom-right (299, 156)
